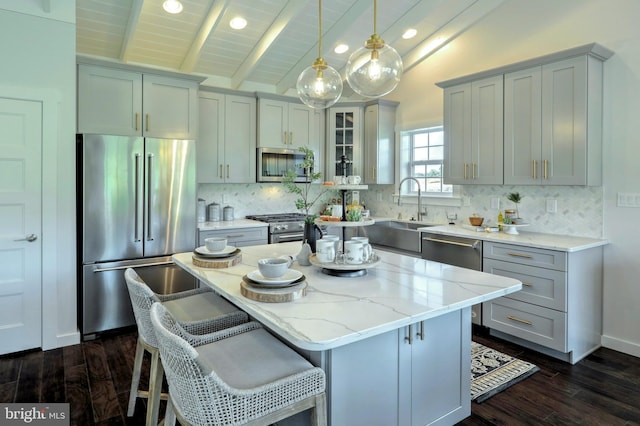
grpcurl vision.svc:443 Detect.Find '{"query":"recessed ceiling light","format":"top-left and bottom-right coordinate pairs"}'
top-left (334, 44), bottom-right (349, 54)
top-left (402, 28), bottom-right (417, 40)
top-left (162, 0), bottom-right (183, 14)
top-left (230, 17), bottom-right (247, 30)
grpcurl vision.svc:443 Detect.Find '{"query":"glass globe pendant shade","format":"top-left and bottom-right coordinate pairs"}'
top-left (346, 42), bottom-right (403, 98)
top-left (296, 60), bottom-right (343, 109)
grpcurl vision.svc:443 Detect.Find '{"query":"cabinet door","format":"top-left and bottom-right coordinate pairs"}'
top-left (197, 93), bottom-right (225, 183)
top-left (288, 102), bottom-right (315, 149)
top-left (443, 83), bottom-right (471, 184)
top-left (364, 103), bottom-right (396, 184)
top-left (142, 74), bottom-right (198, 139)
top-left (224, 95), bottom-right (256, 183)
top-left (327, 106), bottom-right (362, 178)
top-left (77, 64), bottom-right (142, 136)
top-left (541, 56), bottom-right (588, 185)
top-left (471, 76), bottom-right (503, 184)
top-left (504, 67), bottom-right (543, 184)
top-left (257, 98), bottom-right (288, 147)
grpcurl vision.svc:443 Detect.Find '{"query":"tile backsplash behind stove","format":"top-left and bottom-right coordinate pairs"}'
top-left (198, 183), bottom-right (604, 239)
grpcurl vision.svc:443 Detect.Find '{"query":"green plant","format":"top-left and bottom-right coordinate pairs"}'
top-left (346, 208), bottom-right (361, 222)
top-left (507, 192), bottom-right (523, 218)
top-left (282, 146), bottom-right (333, 224)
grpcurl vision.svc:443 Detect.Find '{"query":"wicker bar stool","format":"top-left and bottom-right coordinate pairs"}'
top-left (124, 268), bottom-right (249, 426)
top-left (149, 302), bottom-right (327, 426)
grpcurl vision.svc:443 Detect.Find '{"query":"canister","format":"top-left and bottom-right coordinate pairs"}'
top-left (223, 205), bottom-right (234, 221)
top-left (504, 209), bottom-right (517, 222)
top-left (197, 199), bottom-right (206, 223)
top-left (207, 203), bottom-right (220, 222)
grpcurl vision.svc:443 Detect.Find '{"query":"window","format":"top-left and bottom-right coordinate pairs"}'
top-left (400, 126), bottom-right (452, 195)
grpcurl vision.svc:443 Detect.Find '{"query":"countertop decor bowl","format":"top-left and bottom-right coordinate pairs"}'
top-left (469, 216), bottom-right (484, 226)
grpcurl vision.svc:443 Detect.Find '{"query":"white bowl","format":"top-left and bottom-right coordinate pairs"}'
top-left (258, 258), bottom-right (290, 279)
top-left (205, 237), bottom-right (227, 252)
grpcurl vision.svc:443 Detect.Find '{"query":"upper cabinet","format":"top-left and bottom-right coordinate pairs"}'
top-left (257, 96), bottom-right (316, 150)
top-left (437, 43), bottom-right (613, 186)
top-left (198, 91), bottom-right (256, 183)
top-left (443, 75), bottom-right (504, 185)
top-left (326, 106), bottom-right (363, 179)
top-left (504, 56), bottom-right (602, 185)
top-left (363, 100), bottom-right (398, 185)
top-left (78, 64), bottom-right (199, 139)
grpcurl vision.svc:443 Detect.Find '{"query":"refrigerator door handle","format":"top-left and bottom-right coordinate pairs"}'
top-left (93, 259), bottom-right (175, 273)
top-left (146, 153), bottom-right (154, 242)
top-left (134, 153), bottom-right (142, 242)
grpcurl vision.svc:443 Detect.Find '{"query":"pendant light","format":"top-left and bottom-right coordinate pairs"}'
top-left (296, 0), bottom-right (343, 109)
top-left (346, 0), bottom-right (403, 98)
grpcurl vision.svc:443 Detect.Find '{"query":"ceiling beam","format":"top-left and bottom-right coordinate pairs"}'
top-left (181, 0), bottom-right (233, 73)
top-left (230, 0), bottom-right (307, 90)
top-left (276, 0), bottom-right (371, 95)
top-left (119, 0), bottom-right (144, 63)
top-left (402, 0), bottom-right (506, 72)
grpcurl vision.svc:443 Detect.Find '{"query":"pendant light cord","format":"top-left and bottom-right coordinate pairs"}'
top-left (373, 0), bottom-right (377, 35)
top-left (318, 0), bottom-right (322, 58)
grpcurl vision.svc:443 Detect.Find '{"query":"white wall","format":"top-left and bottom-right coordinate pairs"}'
top-left (0, 6), bottom-right (79, 348)
top-left (385, 0), bottom-right (640, 357)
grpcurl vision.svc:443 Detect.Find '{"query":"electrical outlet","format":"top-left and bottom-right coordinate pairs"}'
top-left (490, 198), bottom-right (500, 210)
top-left (546, 199), bottom-right (557, 213)
top-left (377, 192), bottom-right (383, 202)
top-left (222, 194), bottom-right (229, 204)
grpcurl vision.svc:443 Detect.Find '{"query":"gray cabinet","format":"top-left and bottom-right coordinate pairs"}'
top-left (482, 241), bottom-right (603, 364)
top-left (198, 91), bottom-right (256, 183)
top-left (504, 55), bottom-right (604, 185)
top-left (198, 227), bottom-right (267, 247)
top-left (78, 64), bottom-right (198, 138)
top-left (443, 75), bottom-right (503, 185)
top-left (326, 105), bottom-right (362, 179)
top-left (257, 97), bottom-right (316, 149)
top-left (363, 100), bottom-right (398, 184)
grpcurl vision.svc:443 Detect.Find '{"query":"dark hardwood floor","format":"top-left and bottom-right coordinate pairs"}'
top-left (1, 326), bottom-right (639, 425)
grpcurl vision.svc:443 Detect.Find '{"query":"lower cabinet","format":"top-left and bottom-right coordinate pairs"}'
top-left (297, 309), bottom-right (471, 426)
top-left (482, 241), bottom-right (603, 364)
top-left (198, 227), bottom-right (267, 247)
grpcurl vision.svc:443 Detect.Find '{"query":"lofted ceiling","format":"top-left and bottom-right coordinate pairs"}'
top-left (76, 0), bottom-right (505, 97)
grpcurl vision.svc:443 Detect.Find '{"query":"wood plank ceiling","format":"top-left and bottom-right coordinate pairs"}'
top-left (76, 0), bottom-right (505, 95)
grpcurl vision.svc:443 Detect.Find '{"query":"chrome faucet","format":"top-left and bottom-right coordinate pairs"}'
top-left (398, 177), bottom-right (424, 221)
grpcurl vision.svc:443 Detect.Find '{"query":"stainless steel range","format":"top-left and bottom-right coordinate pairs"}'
top-left (246, 213), bottom-right (307, 244)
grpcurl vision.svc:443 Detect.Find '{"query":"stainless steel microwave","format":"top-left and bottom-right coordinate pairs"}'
top-left (257, 147), bottom-right (313, 182)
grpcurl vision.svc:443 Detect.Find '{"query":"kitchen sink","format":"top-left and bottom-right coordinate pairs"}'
top-left (351, 220), bottom-right (434, 255)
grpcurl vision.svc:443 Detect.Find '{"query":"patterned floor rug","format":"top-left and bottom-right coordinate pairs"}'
top-left (471, 341), bottom-right (540, 403)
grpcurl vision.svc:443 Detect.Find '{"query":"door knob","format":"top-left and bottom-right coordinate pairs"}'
top-left (15, 234), bottom-right (37, 242)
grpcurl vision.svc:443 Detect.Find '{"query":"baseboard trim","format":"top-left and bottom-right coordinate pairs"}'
top-left (601, 335), bottom-right (640, 358)
top-left (43, 330), bottom-right (81, 351)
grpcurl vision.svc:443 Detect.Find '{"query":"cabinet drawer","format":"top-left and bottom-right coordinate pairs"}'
top-left (483, 242), bottom-right (566, 271)
top-left (483, 297), bottom-right (567, 352)
top-left (199, 227), bottom-right (268, 246)
top-left (483, 259), bottom-right (567, 311)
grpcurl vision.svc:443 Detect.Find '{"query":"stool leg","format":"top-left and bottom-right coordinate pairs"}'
top-left (163, 397), bottom-right (177, 426)
top-left (127, 337), bottom-right (145, 416)
top-left (312, 393), bottom-right (327, 426)
top-left (146, 348), bottom-right (164, 426)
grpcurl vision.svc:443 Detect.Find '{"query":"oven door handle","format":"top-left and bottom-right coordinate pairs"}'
top-left (422, 237), bottom-right (479, 249)
top-left (275, 233), bottom-right (305, 242)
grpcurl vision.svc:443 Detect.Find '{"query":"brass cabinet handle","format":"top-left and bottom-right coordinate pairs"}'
top-left (405, 324), bottom-right (414, 345)
top-left (472, 162), bottom-right (476, 180)
top-left (522, 282), bottom-right (533, 287)
top-left (544, 159), bottom-right (548, 180)
top-left (226, 164), bottom-right (230, 178)
top-left (146, 113), bottom-right (150, 132)
top-left (506, 251), bottom-right (533, 259)
top-left (219, 164), bottom-right (223, 179)
top-left (533, 159), bottom-right (537, 179)
top-left (283, 131), bottom-right (287, 145)
top-left (289, 131), bottom-right (293, 144)
top-left (135, 113), bottom-right (139, 131)
top-left (463, 163), bottom-right (468, 180)
top-left (507, 315), bottom-right (533, 326)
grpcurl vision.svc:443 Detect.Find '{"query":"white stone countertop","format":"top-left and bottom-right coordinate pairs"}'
top-left (173, 242), bottom-right (521, 351)
top-left (419, 224), bottom-right (608, 252)
top-left (198, 219), bottom-right (268, 231)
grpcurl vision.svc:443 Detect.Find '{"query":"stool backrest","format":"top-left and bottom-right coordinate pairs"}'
top-left (124, 268), bottom-right (162, 347)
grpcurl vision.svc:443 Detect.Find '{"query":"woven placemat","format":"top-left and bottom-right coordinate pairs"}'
top-left (240, 280), bottom-right (307, 303)
top-left (192, 252), bottom-right (242, 268)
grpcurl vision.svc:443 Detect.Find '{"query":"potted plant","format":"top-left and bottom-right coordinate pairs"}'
top-left (506, 192), bottom-right (523, 221)
top-left (282, 147), bottom-right (333, 251)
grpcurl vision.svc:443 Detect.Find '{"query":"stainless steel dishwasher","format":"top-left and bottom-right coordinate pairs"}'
top-left (421, 232), bottom-right (483, 325)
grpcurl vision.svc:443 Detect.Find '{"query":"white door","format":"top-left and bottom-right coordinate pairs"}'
top-left (0, 97), bottom-right (42, 354)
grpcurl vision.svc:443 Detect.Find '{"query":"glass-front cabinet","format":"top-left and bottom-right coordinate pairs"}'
top-left (326, 106), bottom-right (362, 179)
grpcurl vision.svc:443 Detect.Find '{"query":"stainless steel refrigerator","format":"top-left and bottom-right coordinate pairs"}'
top-left (77, 134), bottom-right (198, 339)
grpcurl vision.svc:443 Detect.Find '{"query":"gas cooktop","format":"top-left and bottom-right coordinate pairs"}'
top-left (246, 213), bottom-right (307, 223)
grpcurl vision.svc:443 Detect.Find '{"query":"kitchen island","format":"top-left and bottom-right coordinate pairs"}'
top-left (173, 242), bottom-right (522, 426)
